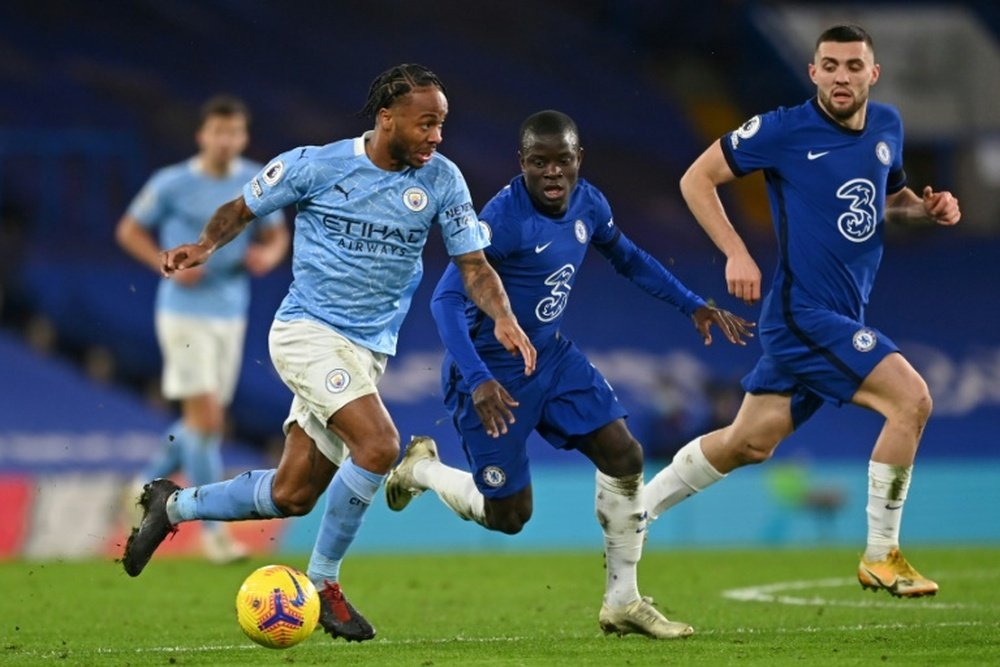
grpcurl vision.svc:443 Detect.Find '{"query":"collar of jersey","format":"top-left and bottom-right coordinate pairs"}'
top-left (514, 174), bottom-right (580, 222)
top-left (810, 97), bottom-right (866, 137)
top-left (189, 156), bottom-right (241, 178)
top-left (353, 131), bottom-right (373, 157)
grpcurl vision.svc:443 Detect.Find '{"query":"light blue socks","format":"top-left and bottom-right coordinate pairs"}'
top-left (167, 469), bottom-right (283, 524)
top-left (307, 458), bottom-right (385, 586)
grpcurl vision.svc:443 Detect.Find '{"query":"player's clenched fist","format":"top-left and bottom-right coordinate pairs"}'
top-left (922, 186), bottom-right (960, 226)
top-left (161, 243), bottom-right (212, 277)
top-left (725, 252), bottom-right (762, 305)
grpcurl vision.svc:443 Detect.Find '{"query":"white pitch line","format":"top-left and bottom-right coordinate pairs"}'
top-left (721, 570), bottom-right (1000, 610)
top-left (14, 620), bottom-right (1000, 659)
top-left (18, 636), bottom-right (531, 660)
top-left (699, 620), bottom-right (996, 636)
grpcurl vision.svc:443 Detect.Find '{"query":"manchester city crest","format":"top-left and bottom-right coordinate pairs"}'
top-left (325, 368), bottom-right (351, 393)
top-left (403, 187), bottom-right (429, 212)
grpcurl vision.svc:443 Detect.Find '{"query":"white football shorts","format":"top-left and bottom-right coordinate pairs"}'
top-left (268, 318), bottom-right (388, 466)
top-left (155, 312), bottom-right (247, 405)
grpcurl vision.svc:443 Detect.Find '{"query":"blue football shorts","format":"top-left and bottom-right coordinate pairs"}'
top-left (443, 336), bottom-right (627, 499)
top-left (742, 308), bottom-right (899, 427)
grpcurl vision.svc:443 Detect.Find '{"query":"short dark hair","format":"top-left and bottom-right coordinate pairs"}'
top-left (198, 95), bottom-right (250, 128)
top-left (815, 24), bottom-right (874, 54)
top-left (519, 110), bottom-right (579, 152)
top-left (359, 64), bottom-right (446, 119)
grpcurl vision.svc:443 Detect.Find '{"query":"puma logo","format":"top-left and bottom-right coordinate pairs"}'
top-left (333, 183), bottom-right (355, 200)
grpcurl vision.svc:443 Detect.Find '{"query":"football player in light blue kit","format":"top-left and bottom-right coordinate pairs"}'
top-left (643, 26), bottom-right (960, 601)
top-left (116, 95), bottom-right (288, 564)
top-left (122, 64), bottom-right (536, 642)
top-left (385, 111), bottom-right (752, 638)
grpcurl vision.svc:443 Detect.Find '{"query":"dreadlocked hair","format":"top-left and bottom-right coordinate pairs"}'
top-left (359, 64), bottom-right (446, 119)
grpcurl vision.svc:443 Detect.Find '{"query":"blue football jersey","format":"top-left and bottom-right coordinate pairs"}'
top-left (127, 157), bottom-right (284, 319)
top-left (721, 98), bottom-right (906, 328)
top-left (244, 133), bottom-right (488, 355)
top-left (463, 176), bottom-right (617, 377)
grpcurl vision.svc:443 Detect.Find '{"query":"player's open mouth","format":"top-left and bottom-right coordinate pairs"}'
top-left (415, 149), bottom-right (435, 163)
top-left (832, 89), bottom-right (853, 103)
top-left (543, 185), bottom-right (564, 199)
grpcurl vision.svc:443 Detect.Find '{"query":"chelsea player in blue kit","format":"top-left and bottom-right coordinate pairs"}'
top-left (116, 96), bottom-right (288, 564)
top-left (643, 26), bottom-right (960, 601)
top-left (122, 65), bottom-right (536, 642)
top-left (385, 111), bottom-right (752, 639)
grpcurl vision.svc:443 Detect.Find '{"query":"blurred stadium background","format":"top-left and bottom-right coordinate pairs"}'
top-left (1, 0), bottom-right (998, 561)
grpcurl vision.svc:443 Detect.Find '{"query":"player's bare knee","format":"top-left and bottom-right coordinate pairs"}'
top-left (737, 441), bottom-right (775, 466)
top-left (270, 482), bottom-right (318, 517)
top-left (368, 430), bottom-right (401, 473)
top-left (615, 437), bottom-right (644, 475)
top-left (903, 392), bottom-right (933, 440)
top-left (912, 389), bottom-right (933, 425)
top-left (595, 440), bottom-right (643, 477)
top-left (890, 383), bottom-right (933, 432)
top-left (350, 426), bottom-right (400, 474)
top-left (488, 513), bottom-right (527, 535)
top-left (484, 500), bottom-right (531, 534)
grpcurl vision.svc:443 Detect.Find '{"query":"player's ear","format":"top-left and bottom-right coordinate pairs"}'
top-left (807, 62), bottom-right (818, 85)
top-left (576, 146), bottom-right (584, 168)
top-left (870, 63), bottom-right (880, 86)
top-left (376, 107), bottom-right (393, 132)
top-left (517, 150), bottom-right (527, 171)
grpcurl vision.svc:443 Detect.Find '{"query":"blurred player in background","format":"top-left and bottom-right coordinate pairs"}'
top-left (643, 25), bottom-right (960, 598)
top-left (115, 95), bottom-right (289, 564)
top-left (385, 110), bottom-right (752, 639)
top-left (122, 64), bottom-right (536, 642)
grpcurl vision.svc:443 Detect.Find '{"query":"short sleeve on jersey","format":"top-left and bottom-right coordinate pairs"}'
top-left (478, 189), bottom-right (522, 261)
top-left (127, 170), bottom-right (171, 228)
top-left (243, 148), bottom-right (315, 218)
top-left (435, 161), bottom-right (489, 257)
top-left (588, 188), bottom-right (619, 247)
top-left (720, 111), bottom-right (783, 177)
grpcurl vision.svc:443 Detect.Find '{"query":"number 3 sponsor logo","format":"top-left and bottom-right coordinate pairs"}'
top-left (535, 264), bottom-right (575, 323)
top-left (836, 178), bottom-right (878, 243)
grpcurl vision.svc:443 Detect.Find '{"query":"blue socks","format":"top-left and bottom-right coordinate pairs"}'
top-left (179, 427), bottom-right (223, 488)
top-left (162, 454), bottom-right (385, 588)
top-left (307, 458), bottom-right (384, 586)
top-left (140, 419), bottom-right (185, 481)
top-left (177, 426), bottom-right (224, 532)
top-left (140, 421), bottom-right (223, 491)
top-left (167, 469), bottom-right (283, 524)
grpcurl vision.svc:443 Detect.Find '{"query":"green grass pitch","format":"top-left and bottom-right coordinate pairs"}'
top-left (2, 547), bottom-right (998, 665)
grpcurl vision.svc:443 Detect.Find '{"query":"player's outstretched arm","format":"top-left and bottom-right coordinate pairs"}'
top-left (244, 221), bottom-right (291, 277)
top-left (431, 263), bottom-right (520, 437)
top-left (885, 186), bottom-right (961, 227)
top-left (161, 196), bottom-right (256, 277)
top-left (691, 305), bottom-right (755, 347)
top-left (115, 215), bottom-right (165, 274)
top-left (680, 141), bottom-right (761, 305)
top-left (452, 250), bottom-right (537, 376)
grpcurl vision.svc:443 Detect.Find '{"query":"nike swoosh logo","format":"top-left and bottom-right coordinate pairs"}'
top-left (807, 150), bottom-right (830, 160)
top-left (534, 241), bottom-right (553, 253)
top-left (283, 567), bottom-right (307, 607)
top-left (885, 503), bottom-right (903, 511)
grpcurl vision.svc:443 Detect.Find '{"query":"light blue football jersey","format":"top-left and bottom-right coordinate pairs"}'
top-left (243, 132), bottom-right (488, 355)
top-left (127, 157), bottom-right (285, 319)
